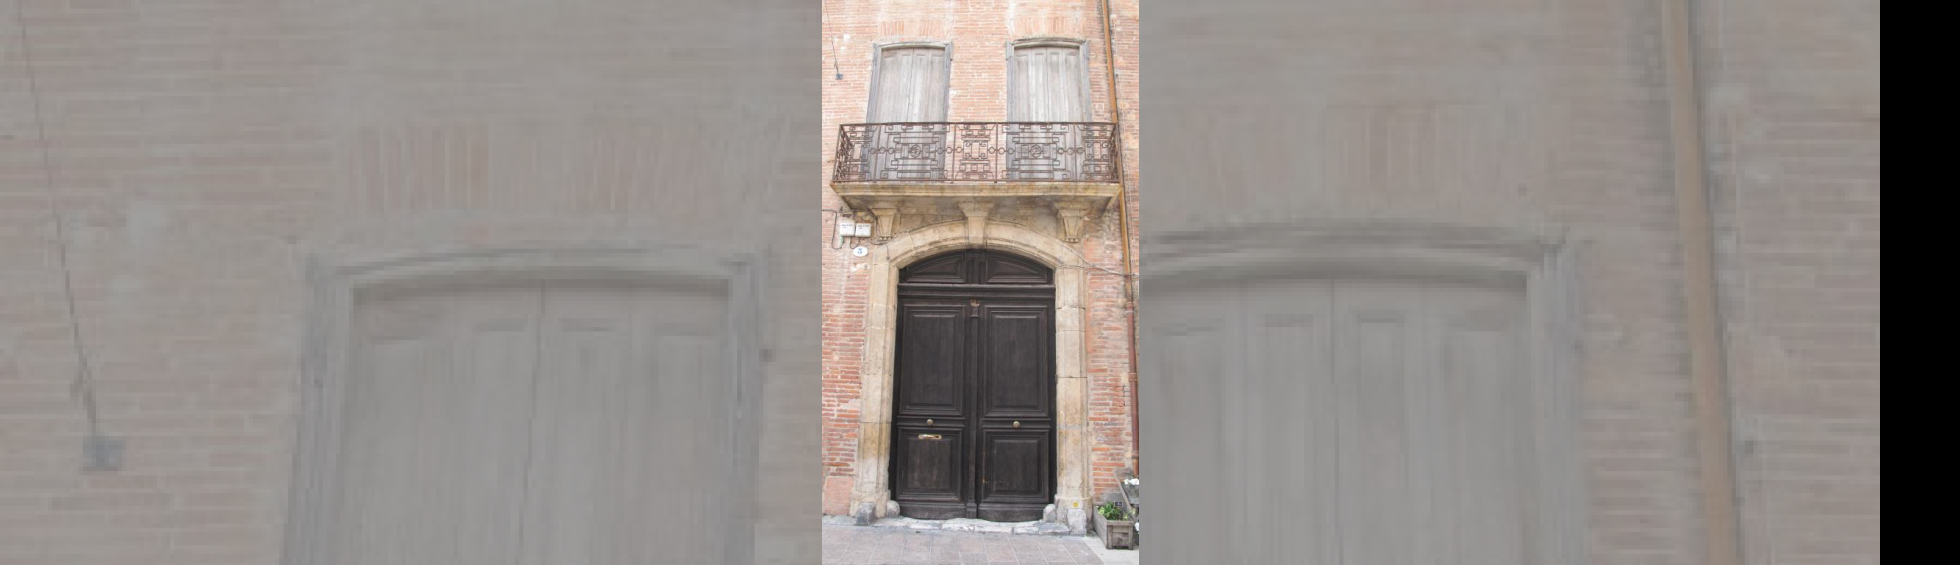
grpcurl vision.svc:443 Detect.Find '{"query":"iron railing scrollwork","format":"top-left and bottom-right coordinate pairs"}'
top-left (833, 122), bottom-right (1120, 183)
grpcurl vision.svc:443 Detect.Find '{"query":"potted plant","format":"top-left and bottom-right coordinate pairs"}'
top-left (1093, 501), bottom-right (1136, 550)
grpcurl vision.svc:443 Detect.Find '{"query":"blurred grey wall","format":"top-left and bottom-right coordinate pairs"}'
top-left (1139, 0), bottom-right (1879, 564)
top-left (0, 0), bottom-right (819, 563)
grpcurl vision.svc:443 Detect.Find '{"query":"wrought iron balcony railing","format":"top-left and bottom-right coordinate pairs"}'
top-left (832, 122), bottom-right (1120, 184)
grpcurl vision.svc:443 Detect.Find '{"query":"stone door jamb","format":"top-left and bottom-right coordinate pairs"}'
top-left (849, 221), bottom-right (1095, 531)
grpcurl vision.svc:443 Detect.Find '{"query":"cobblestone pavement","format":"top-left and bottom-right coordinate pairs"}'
top-left (821, 523), bottom-right (1112, 564)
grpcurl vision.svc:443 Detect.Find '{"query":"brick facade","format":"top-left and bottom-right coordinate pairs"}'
top-left (819, 0), bottom-right (1142, 518)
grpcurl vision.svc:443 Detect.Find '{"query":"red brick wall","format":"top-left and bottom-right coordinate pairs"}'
top-left (819, 0), bottom-right (1141, 515)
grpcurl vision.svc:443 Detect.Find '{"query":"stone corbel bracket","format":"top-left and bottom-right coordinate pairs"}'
top-left (1051, 200), bottom-right (1096, 244)
top-left (957, 200), bottom-right (996, 245)
top-left (868, 204), bottom-right (899, 244)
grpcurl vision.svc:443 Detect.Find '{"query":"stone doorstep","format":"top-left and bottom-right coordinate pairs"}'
top-left (822, 515), bottom-right (1075, 536)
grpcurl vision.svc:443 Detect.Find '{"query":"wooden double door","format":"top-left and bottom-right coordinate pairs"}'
top-left (890, 250), bottom-right (1057, 522)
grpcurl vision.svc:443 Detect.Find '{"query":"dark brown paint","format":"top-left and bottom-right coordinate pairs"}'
top-left (890, 250), bottom-right (1056, 522)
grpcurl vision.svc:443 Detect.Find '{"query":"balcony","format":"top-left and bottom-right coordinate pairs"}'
top-left (830, 122), bottom-right (1124, 244)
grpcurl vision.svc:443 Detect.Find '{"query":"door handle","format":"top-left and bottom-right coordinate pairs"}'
top-left (918, 434), bottom-right (943, 440)
top-left (1012, 421), bottom-right (1021, 428)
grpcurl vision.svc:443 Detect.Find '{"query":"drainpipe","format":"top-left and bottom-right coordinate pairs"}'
top-left (1657, 0), bottom-right (1745, 564)
top-left (1096, 0), bottom-right (1140, 477)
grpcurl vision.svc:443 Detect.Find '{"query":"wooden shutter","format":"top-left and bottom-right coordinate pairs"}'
top-left (1007, 43), bottom-right (1089, 122)
top-left (869, 45), bottom-right (950, 123)
top-left (1003, 42), bottom-right (1091, 180)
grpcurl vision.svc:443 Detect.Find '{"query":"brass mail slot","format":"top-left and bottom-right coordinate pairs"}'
top-left (917, 434), bottom-right (943, 440)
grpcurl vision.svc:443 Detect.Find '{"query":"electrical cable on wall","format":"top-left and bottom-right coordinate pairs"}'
top-left (832, 36), bottom-right (846, 80)
top-left (13, 0), bottom-right (114, 472)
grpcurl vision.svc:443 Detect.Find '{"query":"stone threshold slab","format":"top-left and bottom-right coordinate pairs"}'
top-left (822, 515), bottom-right (1075, 536)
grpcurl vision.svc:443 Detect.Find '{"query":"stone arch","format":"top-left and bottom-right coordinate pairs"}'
top-left (850, 220), bottom-right (1096, 531)
top-left (888, 220), bottom-right (1085, 270)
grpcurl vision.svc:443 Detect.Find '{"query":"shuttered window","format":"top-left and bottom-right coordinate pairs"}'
top-left (1007, 42), bottom-right (1089, 122)
top-left (868, 45), bottom-right (950, 123)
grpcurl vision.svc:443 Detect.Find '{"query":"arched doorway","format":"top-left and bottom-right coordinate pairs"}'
top-left (889, 248), bottom-right (1057, 521)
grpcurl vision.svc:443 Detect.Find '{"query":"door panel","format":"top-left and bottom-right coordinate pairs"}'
top-left (890, 297), bottom-right (972, 513)
top-left (892, 424), bottom-right (966, 504)
top-left (895, 302), bottom-right (968, 418)
top-left (977, 303), bottom-right (1052, 421)
top-left (975, 427), bottom-right (1053, 521)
